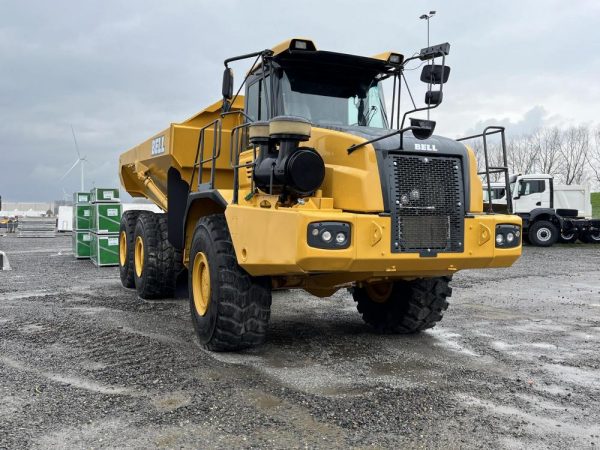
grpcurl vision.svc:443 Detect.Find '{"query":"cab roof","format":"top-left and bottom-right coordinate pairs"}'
top-left (263, 38), bottom-right (402, 76)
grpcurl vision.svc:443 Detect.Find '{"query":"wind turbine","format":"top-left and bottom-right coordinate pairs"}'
top-left (60, 126), bottom-right (87, 191)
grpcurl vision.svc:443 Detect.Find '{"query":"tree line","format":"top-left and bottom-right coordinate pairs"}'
top-left (465, 125), bottom-right (600, 187)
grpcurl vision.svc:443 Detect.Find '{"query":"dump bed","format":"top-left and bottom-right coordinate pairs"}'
top-left (554, 184), bottom-right (592, 218)
top-left (119, 98), bottom-right (244, 210)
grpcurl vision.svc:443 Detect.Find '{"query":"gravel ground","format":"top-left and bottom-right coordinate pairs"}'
top-left (0, 233), bottom-right (599, 449)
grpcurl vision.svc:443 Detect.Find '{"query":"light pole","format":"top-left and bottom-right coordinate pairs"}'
top-left (420, 11), bottom-right (436, 119)
top-left (419, 11), bottom-right (436, 47)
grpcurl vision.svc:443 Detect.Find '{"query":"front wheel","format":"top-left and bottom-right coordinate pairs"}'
top-left (528, 220), bottom-right (558, 247)
top-left (352, 277), bottom-right (452, 333)
top-left (188, 214), bottom-right (272, 351)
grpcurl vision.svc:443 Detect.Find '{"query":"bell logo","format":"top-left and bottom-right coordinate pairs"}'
top-left (414, 143), bottom-right (438, 151)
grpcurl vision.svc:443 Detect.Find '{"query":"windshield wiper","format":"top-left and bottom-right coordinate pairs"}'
top-left (365, 106), bottom-right (377, 126)
top-left (347, 118), bottom-right (436, 154)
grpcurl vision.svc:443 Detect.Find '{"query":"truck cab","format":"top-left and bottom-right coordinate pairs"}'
top-left (510, 174), bottom-right (553, 214)
top-left (484, 174), bottom-right (599, 246)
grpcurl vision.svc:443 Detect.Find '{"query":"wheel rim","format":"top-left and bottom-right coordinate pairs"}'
top-left (119, 231), bottom-right (127, 267)
top-left (561, 231), bottom-right (575, 240)
top-left (134, 236), bottom-right (144, 277)
top-left (192, 252), bottom-right (211, 316)
top-left (365, 282), bottom-right (393, 303)
top-left (536, 227), bottom-right (552, 242)
top-left (590, 231), bottom-right (600, 242)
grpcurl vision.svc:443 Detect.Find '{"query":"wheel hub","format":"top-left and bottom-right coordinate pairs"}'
top-left (536, 227), bottom-right (551, 242)
top-left (365, 282), bottom-right (393, 303)
top-left (119, 231), bottom-right (127, 267)
top-left (134, 236), bottom-right (144, 277)
top-left (192, 252), bottom-right (211, 316)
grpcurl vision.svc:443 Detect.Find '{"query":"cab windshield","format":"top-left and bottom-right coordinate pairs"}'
top-left (483, 187), bottom-right (506, 202)
top-left (279, 69), bottom-right (388, 128)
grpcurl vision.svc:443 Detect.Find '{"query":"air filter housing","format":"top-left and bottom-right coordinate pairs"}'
top-left (252, 116), bottom-right (324, 197)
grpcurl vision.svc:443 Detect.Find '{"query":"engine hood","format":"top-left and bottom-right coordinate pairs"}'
top-left (318, 124), bottom-right (472, 212)
top-left (320, 124), bottom-right (468, 156)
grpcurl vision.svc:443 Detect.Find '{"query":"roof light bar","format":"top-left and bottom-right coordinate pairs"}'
top-left (290, 39), bottom-right (316, 52)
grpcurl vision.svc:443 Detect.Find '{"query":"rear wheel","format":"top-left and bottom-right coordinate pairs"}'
top-left (119, 211), bottom-right (141, 288)
top-left (133, 212), bottom-right (183, 299)
top-left (558, 228), bottom-right (578, 244)
top-left (352, 277), bottom-right (452, 333)
top-left (155, 214), bottom-right (184, 297)
top-left (134, 213), bottom-right (163, 299)
top-left (580, 229), bottom-right (600, 244)
top-left (189, 214), bottom-right (272, 351)
top-left (528, 220), bottom-right (558, 247)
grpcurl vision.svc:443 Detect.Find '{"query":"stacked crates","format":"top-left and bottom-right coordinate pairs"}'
top-left (72, 192), bottom-right (92, 258)
top-left (89, 188), bottom-right (122, 267)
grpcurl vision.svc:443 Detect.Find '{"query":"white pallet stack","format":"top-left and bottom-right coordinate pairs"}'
top-left (16, 217), bottom-right (56, 238)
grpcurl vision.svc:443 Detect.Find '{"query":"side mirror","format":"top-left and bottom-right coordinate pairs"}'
top-left (410, 118), bottom-right (436, 140)
top-left (420, 64), bottom-right (451, 84)
top-left (425, 90), bottom-right (443, 106)
top-left (222, 68), bottom-right (234, 100)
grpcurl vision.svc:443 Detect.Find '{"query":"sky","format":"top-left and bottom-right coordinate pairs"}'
top-left (1, 0), bottom-right (599, 201)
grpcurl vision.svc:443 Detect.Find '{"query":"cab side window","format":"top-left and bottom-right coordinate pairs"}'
top-left (245, 77), bottom-right (270, 121)
top-left (246, 81), bottom-right (259, 121)
top-left (519, 180), bottom-right (546, 196)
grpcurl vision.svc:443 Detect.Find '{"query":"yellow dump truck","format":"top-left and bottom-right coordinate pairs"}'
top-left (118, 38), bottom-right (522, 351)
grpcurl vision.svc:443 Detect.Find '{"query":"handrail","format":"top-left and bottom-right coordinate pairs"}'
top-left (229, 122), bottom-right (257, 204)
top-left (457, 126), bottom-right (512, 214)
top-left (189, 119), bottom-right (222, 191)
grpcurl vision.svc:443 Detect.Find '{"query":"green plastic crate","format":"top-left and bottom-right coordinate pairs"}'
top-left (73, 204), bottom-right (92, 230)
top-left (73, 192), bottom-right (91, 203)
top-left (90, 232), bottom-right (120, 266)
top-left (72, 231), bottom-right (91, 259)
top-left (90, 203), bottom-right (122, 234)
top-left (90, 188), bottom-right (120, 203)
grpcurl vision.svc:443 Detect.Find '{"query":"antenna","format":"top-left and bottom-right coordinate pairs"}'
top-left (60, 126), bottom-right (87, 191)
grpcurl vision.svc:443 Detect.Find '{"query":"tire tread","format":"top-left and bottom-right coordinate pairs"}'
top-left (354, 277), bottom-right (451, 334)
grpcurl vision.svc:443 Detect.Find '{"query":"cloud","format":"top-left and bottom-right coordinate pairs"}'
top-left (1, 0), bottom-right (599, 201)
top-left (464, 105), bottom-right (563, 138)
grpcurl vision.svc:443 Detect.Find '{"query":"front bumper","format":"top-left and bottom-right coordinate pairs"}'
top-left (225, 205), bottom-right (522, 277)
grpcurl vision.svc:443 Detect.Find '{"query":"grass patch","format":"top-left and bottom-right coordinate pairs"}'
top-left (592, 192), bottom-right (600, 218)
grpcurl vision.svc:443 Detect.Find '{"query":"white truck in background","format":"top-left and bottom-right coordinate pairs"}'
top-left (484, 173), bottom-right (599, 246)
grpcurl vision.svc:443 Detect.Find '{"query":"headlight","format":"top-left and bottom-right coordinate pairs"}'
top-left (335, 232), bottom-right (347, 244)
top-left (307, 222), bottom-right (351, 249)
top-left (495, 224), bottom-right (521, 248)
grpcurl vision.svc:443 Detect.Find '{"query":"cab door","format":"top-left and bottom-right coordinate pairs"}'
top-left (513, 178), bottom-right (549, 213)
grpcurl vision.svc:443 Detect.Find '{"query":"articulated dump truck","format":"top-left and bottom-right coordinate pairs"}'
top-left (119, 38), bottom-right (522, 351)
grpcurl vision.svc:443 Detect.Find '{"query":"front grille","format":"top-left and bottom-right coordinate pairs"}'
top-left (389, 154), bottom-right (464, 255)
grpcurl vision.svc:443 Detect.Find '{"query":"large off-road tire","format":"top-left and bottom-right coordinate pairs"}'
top-left (133, 213), bottom-right (163, 299)
top-left (119, 210), bottom-right (141, 288)
top-left (133, 212), bottom-right (183, 299)
top-left (558, 228), bottom-right (579, 244)
top-left (528, 220), bottom-right (558, 247)
top-left (188, 214), bottom-right (272, 351)
top-left (352, 277), bottom-right (452, 333)
top-left (579, 229), bottom-right (600, 244)
top-left (156, 213), bottom-right (184, 297)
